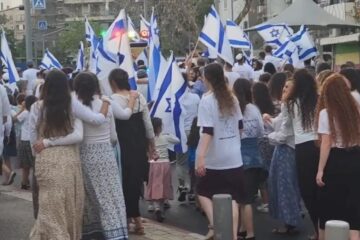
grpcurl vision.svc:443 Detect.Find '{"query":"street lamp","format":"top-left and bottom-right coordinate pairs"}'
top-left (0, 5), bottom-right (24, 12)
top-left (23, 0), bottom-right (33, 63)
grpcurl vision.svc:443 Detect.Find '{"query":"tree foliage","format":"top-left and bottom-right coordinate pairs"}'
top-left (51, 21), bottom-right (103, 65)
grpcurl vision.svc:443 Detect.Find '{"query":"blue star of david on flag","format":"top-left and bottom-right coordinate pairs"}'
top-left (270, 29), bottom-right (280, 38)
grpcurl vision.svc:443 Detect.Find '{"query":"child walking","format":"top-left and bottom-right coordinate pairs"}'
top-left (145, 117), bottom-right (179, 222)
top-left (13, 95), bottom-right (37, 189)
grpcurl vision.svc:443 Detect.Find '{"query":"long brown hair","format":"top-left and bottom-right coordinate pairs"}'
top-left (287, 69), bottom-right (318, 131)
top-left (204, 63), bottom-right (236, 116)
top-left (38, 70), bottom-right (74, 138)
top-left (315, 73), bottom-right (360, 147)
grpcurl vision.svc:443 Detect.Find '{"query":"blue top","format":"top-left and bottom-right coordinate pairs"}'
top-left (190, 79), bottom-right (206, 97)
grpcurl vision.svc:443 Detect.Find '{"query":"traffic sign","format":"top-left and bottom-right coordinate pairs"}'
top-left (32, 0), bottom-right (46, 10)
top-left (38, 20), bottom-right (48, 31)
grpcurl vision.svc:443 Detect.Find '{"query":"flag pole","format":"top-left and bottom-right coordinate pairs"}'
top-left (189, 39), bottom-right (199, 60)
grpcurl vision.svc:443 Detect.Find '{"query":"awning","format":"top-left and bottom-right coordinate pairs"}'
top-left (247, 0), bottom-right (360, 31)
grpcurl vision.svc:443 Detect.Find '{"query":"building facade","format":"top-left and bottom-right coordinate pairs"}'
top-left (0, 0), bottom-right (25, 41)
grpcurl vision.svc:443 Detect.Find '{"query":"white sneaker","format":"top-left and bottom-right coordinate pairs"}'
top-left (257, 203), bottom-right (269, 213)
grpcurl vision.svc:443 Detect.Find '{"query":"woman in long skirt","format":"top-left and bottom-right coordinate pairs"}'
top-left (74, 72), bottom-right (133, 239)
top-left (267, 80), bottom-right (302, 234)
top-left (29, 70), bottom-right (85, 239)
top-left (109, 68), bottom-right (156, 235)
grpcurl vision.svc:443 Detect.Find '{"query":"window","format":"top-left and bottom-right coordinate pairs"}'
top-left (1, 3), bottom-right (3, 11)
top-left (224, 0), bottom-right (228, 10)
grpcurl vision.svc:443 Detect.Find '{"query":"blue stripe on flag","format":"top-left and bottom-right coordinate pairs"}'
top-left (229, 40), bottom-right (251, 47)
top-left (299, 47), bottom-right (317, 60)
top-left (256, 24), bottom-right (287, 31)
top-left (173, 80), bottom-right (187, 153)
top-left (199, 32), bottom-right (216, 48)
top-left (266, 39), bottom-right (283, 47)
top-left (150, 66), bottom-right (172, 117)
top-left (209, 7), bottom-right (217, 18)
top-left (218, 23), bottom-right (225, 53)
top-left (226, 20), bottom-right (237, 26)
top-left (291, 26), bottom-right (307, 42)
top-left (46, 52), bottom-right (62, 69)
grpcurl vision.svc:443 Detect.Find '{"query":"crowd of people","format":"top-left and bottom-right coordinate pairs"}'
top-left (0, 44), bottom-right (359, 240)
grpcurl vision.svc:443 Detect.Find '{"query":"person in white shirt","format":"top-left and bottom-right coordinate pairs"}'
top-left (232, 53), bottom-right (254, 82)
top-left (73, 72), bottom-right (128, 240)
top-left (0, 85), bottom-right (12, 185)
top-left (265, 80), bottom-right (302, 235)
top-left (175, 88), bottom-right (200, 202)
top-left (315, 74), bottom-right (360, 240)
top-left (22, 62), bottom-right (39, 96)
top-left (286, 69), bottom-right (319, 240)
top-left (233, 78), bottom-right (264, 240)
top-left (29, 70), bottom-right (84, 239)
top-left (146, 117), bottom-right (180, 222)
top-left (263, 45), bottom-right (282, 71)
top-left (13, 95), bottom-right (37, 190)
top-left (224, 62), bottom-right (240, 89)
top-left (196, 63), bottom-right (244, 240)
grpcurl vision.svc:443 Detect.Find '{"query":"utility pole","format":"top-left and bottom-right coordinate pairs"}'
top-left (143, 0), bottom-right (147, 20)
top-left (24, 0), bottom-right (33, 63)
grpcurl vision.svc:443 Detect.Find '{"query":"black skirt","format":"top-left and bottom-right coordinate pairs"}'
top-left (115, 111), bottom-right (149, 218)
top-left (318, 147), bottom-right (360, 230)
top-left (197, 166), bottom-right (244, 203)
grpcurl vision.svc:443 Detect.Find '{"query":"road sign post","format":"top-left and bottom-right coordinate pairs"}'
top-left (38, 20), bottom-right (48, 31)
top-left (32, 0), bottom-right (46, 10)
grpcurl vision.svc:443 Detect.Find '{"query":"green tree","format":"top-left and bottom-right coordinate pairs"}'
top-left (51, 21), bottom-right (103, 66)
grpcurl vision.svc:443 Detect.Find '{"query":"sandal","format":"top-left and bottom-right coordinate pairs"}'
top-left (205, 225), bottom-right (214, 240)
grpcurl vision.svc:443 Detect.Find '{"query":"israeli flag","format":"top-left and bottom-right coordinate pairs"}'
top-left (95, 38), bottom-right (118, 95)
top-left (127, 16), bottom-right (140, 42)
top-left (225, 20), bottom-right (251, 49)
top-left (0, 29), bottom-right (20, 91)
top-left (75, 41), bottom-right (85, 72)
top-left (96, 10), bottom-right (137, 95)
top-left (201, 48), bottom-right (217, 59)
top-left (40, 49), bottom-right (63, 70)
top-left (85, 17), bottom-right (99, 73)
top-left (291, 25), bottom-right (318, 61)
top-left (256, 24), bottom-right (293, 47)
top-left (199, 6), bottom-right (233, 64)
top-left (273, 39), bottom-right (297, 60)
top-left (147, 9), bottom-right (163, 101)
top-left (150, 53), bottom-right (188, 153)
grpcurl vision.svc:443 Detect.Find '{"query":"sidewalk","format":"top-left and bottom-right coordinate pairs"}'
top-left (0, 184), bottom-right (204, 240)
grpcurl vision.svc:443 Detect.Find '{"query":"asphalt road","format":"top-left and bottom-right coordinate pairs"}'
top-left (0, 167), bottom-right (314, 240)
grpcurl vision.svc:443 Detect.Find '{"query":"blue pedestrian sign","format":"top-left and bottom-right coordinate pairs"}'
top-left (32, 0), bottom-right (46, 10)
top-left (38, 20), bottom-right (48, 31)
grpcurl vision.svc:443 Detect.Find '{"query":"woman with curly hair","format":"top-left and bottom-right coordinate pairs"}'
top-left (286, 69), bottom-right (319, 240)
top-left (196, 63), bottom-right (244, 240)
top-left (315, 74), bottom-right (360, 240)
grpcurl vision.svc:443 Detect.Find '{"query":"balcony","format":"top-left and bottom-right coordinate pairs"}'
top-left (322, 2), bottom-right (357, 22)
